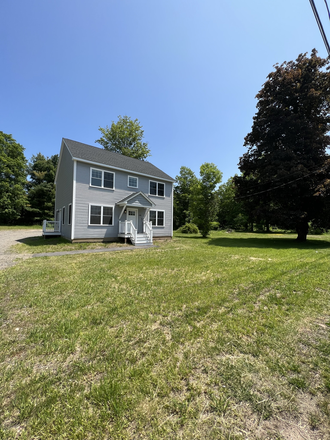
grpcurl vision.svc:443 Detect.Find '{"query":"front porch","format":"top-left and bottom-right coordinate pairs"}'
top-left (116, 191), bottom-right (155, 246)
top-left (118, 219), bottom-right (153, 245)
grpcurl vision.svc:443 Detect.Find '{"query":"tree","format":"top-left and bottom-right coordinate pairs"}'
top-left (173, 166), bottom-right (198, 229)
top-left (0, 132), bottom-right (27, 224)
top-left (190, 163), bottom-right (222, 237)
top-left (25, 153), bottom-right (59, 223)
top-left (235, 50), bottom-right (330, 241)
top-left (96, 115), bottom-right (151, 160)
top-left (217, 177), bottom-right (247, 230)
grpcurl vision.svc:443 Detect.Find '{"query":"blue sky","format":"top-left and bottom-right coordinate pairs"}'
top-left (1, 0), bottom-right (329, 183)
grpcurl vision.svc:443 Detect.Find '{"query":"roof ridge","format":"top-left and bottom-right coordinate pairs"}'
top-left (62, 138), bottom-right (175, 182)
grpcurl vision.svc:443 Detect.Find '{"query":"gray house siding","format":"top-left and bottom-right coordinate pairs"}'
top-left (74, 161), bottom-right (173, 240)
top-left (55, 143), bottom-right (73, 240)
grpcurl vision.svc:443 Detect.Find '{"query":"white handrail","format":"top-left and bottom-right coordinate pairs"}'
top-left (43, 220), bottom-right (61, 233)
top-left (143, 220), bottom-right (153, 242)
top-left (119, 220), bottom-right (137, 243)
top-left (130, 221), bottom-right (137, 244)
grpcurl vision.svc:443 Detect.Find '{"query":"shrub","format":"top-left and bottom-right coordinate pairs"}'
top-left (210, 221), bottom-right (220, 230)
top-left (177, 223), bottom-right (199, 234)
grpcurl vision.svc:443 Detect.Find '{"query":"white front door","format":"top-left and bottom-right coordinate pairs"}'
top-left (127, 209), bottom-right (138, 229)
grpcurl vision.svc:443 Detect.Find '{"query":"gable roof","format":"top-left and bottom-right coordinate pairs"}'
top-left (116, 191), bottom-right (155, 207)
top-left (62, 138), bottom-right (175, 182)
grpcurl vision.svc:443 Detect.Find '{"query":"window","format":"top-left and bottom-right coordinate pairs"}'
top-left (90, 168), bottom-right (114, 189)
top-left (149, 180), bottom-right (165, 197)
top-left (149, 210), bottom-right (165, 227)
top-left (68, 204), bottom-right (72, 225)
top-left (89, 205), bottom-right (114, 226)
top-left (62, 207), bottom-right (65, 225)
top-left (128, 176), bottom-right (138, 188)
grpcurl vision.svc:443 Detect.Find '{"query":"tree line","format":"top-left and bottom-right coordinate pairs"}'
top-left (174, 50), bottom-right (330, 241)
top-left (2, 51), bottom-right (330, 240)
top-left (0, 131), bottom-right (58, 225)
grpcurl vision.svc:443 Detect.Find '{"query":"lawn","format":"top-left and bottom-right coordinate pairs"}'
top-left (12, 236), bottom-right (131, 254)
top-left (0, 231), bottom-right (329, 439)
top-left (0, 225), bottom-right (42, 230)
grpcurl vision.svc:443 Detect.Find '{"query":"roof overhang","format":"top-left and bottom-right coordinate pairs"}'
top-left (71, 157), bottom-right (175, 183)
top-left (116, 191), bottom-right (156, 208)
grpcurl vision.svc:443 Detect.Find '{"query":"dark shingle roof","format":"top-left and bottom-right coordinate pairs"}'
top-left (63, 138), bottom-right (175, 182)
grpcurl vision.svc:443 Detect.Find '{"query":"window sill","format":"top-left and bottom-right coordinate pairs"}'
top-left (88, 224), bottom-right (114, 227)
top-left (90, 185), bottom-right (115, 190)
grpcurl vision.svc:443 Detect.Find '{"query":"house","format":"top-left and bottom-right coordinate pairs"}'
top-left (44, 138), bottom-right (175, 245)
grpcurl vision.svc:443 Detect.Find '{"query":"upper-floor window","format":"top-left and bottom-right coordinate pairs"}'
top-left (90, 168), bottom-right (114, 189)
top-left (149, 180), bottom-right (165, 197)
top-left (128, 176), bottom-right (138, 188)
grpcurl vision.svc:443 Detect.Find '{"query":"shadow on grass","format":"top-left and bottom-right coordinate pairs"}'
top-left (17, 237), bottom-right (70, 247)
top-left (175, 233), bottom-right (330, 250)
top-left (207, 236), bottom-right (330, 250)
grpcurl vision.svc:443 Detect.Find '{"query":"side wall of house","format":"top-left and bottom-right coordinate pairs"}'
top-left (74, 161), bottom-right (173, 240)
top-left (55, 143), bottom-right (73, 240)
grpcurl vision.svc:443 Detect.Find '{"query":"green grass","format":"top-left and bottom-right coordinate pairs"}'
top-left (12, 236), bottom-right (130, 254)
top-left (0, 225), bottom-right (42, 230)
top-left (1, 231), bottom-right (330, 439)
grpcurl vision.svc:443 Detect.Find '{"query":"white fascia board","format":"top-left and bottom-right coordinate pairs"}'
top-left (71, 157), bottom-right (175, 183)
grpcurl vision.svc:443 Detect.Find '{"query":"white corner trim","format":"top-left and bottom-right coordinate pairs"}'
top-left (71, 160), bottom-right (77, 240)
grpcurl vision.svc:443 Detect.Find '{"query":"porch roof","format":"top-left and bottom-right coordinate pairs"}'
top-left (116, 191), bottom-right (155, 208)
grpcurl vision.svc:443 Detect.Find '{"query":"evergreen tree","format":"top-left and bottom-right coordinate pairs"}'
top-left (0, 132), bottom-right (27, 224)
top-left (25, 153), bottom-right (58, 223)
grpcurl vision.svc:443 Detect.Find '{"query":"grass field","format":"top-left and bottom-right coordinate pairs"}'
top-left (0, 231), bottom-right (329, 439)
top-left (0, 225), bottom-right (42, 230)
top-left (13, 236), bottom-right (130, 254)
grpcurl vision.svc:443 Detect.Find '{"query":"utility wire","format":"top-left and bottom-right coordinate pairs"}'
top-left (236, 161), bottom-right (325, 193)
top-left (324, 0), bottom-right (330, 19)
top-left (309, 0), bottom-right (330, 56)
top-left (236, 166), bottom-right (328, 200)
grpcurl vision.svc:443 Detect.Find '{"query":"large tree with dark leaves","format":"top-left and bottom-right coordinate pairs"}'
top-left (235, 50), bottom-right (330, 241)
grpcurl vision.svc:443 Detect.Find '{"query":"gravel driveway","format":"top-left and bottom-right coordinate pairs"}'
top-left (0, 229), bottom-right (42, 270)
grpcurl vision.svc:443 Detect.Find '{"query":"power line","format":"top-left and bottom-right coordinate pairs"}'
top-left (236, 166), bottom-right (328, 200)
top-left (236, 161), bottom-right (324, 193)
top-left (309, 0), bottom-right (330, 56)
top-left (324, 0), bottom-right (330, 20)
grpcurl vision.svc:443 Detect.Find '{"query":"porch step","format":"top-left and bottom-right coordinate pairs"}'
top-left (133, 233), bottom-right (153, 245)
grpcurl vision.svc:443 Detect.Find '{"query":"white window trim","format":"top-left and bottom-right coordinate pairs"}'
top-left (149, 180), bottom-right (165, 197)
top-left (90, 167), bottom-right (115, 190)
top-left (149, 209), bottom-right (165, 227)
top-left (128, 175), bottom-right (138, 188)
top-left (68, 203), bottom-right (72, 226)
top-left (89, 204), bottom-right (114, 226)
top-left (62, 206), bottom-right (66, 226)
